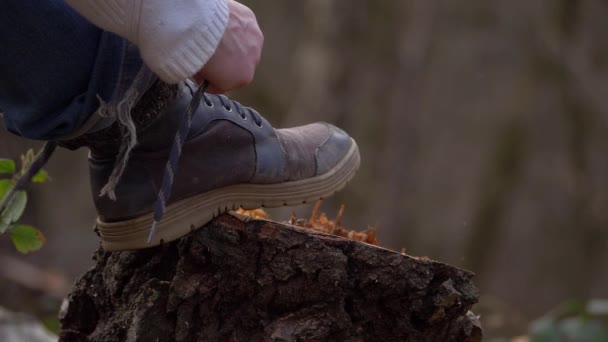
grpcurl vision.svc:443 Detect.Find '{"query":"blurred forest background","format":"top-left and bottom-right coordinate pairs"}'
top-left (1, 0), bottom-right (608, 339)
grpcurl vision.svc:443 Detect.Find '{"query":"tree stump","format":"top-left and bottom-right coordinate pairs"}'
top-left (58, 214), bottom-right (481, 341)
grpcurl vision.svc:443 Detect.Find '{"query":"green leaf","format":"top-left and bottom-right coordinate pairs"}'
top-left (0, 159), bottom-right (16, 174)
top-left (560, 299), bottom-right (587, 316)
top-left (0, 179), bottom-right (11, 199)
top-left (32, 169), bottom-right (49, 183)
top-left (42, 316), bottom-right (60, 335)
top-left (10, 225), bottom-right (45, 253)
top-left (0, 190), bottom-right (27, 233)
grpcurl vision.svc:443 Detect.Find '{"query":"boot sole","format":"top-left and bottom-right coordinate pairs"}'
top-left (97, 139), bottom-right (361, 251)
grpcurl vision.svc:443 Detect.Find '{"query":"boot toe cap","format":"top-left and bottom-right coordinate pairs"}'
top-left (315, 124), bottom-right (357, 175)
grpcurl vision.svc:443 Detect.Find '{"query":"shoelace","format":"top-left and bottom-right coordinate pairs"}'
top-left (147, 81), bottom-right (208, 243)
top-left (211, 94), bottom-right (263, 127)
top-left (148, 83), bottom-right (263, 243)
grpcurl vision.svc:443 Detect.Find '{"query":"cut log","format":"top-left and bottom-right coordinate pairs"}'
top-left (59, 214), bottom-right (481, 341)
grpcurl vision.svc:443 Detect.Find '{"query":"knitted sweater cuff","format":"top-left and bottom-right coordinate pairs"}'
top-left (65, 0), bottom-right (230, 84)
top-left (141, 0), bottom-right (229, 83)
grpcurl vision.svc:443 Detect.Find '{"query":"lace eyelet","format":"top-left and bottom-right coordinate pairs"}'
top-left (205, 100), bottom-right (214, 108)
top-left (255, 121), bottom-right (263, 128)
top-left (240, 114), bottom-right (247, 120)
top-left (224, 106), bottom-right (232, 112)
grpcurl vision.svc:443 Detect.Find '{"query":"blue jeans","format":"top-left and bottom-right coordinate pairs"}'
top-left (0, 0), bottom-right (153, 140)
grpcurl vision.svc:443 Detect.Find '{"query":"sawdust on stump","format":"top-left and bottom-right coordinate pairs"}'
top-left (236, 200), bottom-right (380, 246)
top-left (235, 201), bottom-right (433, 261)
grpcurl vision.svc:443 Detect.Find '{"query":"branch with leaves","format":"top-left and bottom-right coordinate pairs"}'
top-left (0, 149), bottom-right (49, 253)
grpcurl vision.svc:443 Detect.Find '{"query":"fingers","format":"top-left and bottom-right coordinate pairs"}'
top-left (193, 1), bottom-right (263, 93)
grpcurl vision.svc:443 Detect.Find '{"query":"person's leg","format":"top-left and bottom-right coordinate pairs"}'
top-left (0, 0), bottom-right (124, 140)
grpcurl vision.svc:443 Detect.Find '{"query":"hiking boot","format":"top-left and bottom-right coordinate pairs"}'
top-left (62, 81), bottom-right (360, 251)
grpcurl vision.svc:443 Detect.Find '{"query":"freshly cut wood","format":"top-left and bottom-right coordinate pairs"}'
top-left (59, 214), bottom-right (481, 341)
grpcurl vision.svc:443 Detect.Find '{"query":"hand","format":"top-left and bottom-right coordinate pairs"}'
top-left (194, 0), bottom-right (264, 93)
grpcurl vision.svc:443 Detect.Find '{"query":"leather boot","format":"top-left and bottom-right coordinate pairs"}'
top-left (61, 81), bottom-right (360, 251)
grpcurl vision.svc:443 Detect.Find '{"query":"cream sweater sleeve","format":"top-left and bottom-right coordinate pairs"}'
top-left (64, 0), bottom-right (229, 84)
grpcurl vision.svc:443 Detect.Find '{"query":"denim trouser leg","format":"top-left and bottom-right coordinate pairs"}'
top-left (0, 0), bottom-right (136, 140)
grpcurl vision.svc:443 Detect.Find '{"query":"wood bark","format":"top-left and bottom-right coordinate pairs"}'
top-left (58, 214), bottom-right (481, 341)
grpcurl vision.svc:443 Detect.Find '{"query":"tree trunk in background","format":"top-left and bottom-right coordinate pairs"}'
top-left (283, 0), bottom-right (337, 126)
top-left (373, 0), bottom-right (436, 242)
top-left (59, 215), bottom-right (481, 341)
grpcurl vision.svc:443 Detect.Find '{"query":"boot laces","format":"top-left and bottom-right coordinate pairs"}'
top-left (205, 93), bottom-right (263, 127)
top-left (147, 81), bottom-right (208, 243)
top-left (148, 84), bottom-right (264, 243)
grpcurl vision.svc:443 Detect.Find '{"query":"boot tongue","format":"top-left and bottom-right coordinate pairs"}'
top-left (57, 81), bottom-right (179, 157)
top-left (125, 82), bottom-right (185, 153)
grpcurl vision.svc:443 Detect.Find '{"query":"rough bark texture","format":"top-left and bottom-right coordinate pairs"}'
top-left (59, 214), bottom-right (481, 341)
